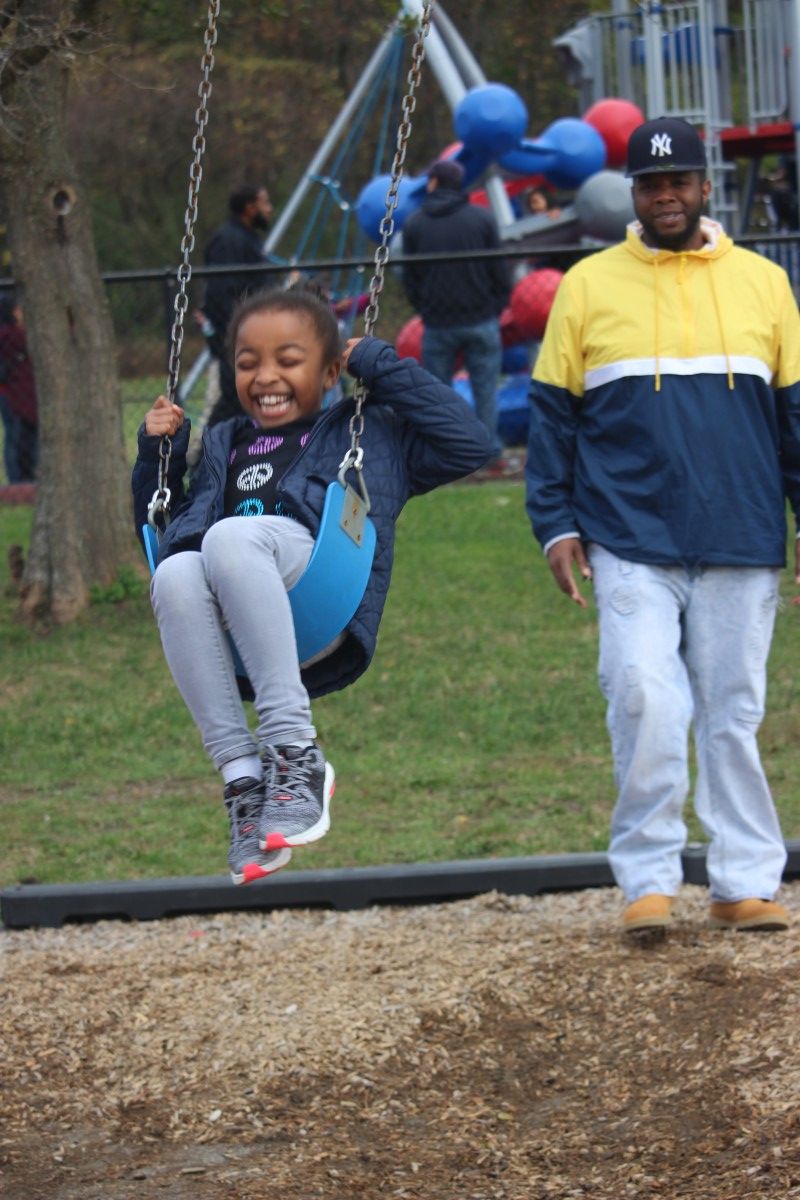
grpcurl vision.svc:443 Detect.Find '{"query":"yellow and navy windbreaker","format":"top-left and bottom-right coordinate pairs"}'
top-left (525, 219), bottom-right (800, 567)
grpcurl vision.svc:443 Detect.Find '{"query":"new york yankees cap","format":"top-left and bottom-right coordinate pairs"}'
top-left (625, 116), bottom-right (707, 177)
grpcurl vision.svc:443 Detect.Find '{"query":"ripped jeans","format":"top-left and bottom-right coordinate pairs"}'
top-left (588, 544), bottom-right (786, 903)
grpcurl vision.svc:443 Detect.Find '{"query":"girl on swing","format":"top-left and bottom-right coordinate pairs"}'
top-left (132, 282), bottom-right (491, 885)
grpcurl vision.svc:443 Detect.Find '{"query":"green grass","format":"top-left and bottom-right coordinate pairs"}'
top-left (1, 486), bottom-right (799, 887)
top-left (121, 374), bottom-right (208, 459)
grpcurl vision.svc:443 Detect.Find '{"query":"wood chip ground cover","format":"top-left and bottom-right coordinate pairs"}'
top-left (2, 883), bottom-right (799, 1199)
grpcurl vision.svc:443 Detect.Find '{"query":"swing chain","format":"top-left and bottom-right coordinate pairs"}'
top-left (148, 0), bottom-right (220, 533)
top-left (342, 0), bottom-right (433, 480)
top-left (166, 0), bottom-right (219, 407)
top-left (360, 0), bottom-right (433, 340)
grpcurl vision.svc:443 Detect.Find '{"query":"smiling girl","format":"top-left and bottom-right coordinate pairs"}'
top-left (132, 283), bottom-right (491, 886)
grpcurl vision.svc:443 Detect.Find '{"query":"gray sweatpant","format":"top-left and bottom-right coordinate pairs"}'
top-left (150, 516), bottom-right (317, 769)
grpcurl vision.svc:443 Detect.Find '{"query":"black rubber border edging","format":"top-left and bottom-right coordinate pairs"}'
top-left (2, 842), bottom-right (799, 929)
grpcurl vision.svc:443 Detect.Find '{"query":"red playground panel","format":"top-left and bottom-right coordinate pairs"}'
top-left (719, 122), bottom-right (794, 160)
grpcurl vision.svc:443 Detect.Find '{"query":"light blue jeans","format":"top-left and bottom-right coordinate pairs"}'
top-left (589, 544), bottom-right (786, 903)
top-left (422, 318), bottom-right (503, 459)
top-left (150, 516), bottom-right (317, 769)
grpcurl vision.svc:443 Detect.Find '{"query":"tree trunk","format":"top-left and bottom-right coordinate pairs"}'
top-left (0, 40), bottom-right (137, 624)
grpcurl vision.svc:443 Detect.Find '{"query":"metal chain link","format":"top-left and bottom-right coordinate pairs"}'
top-left (148, 0), bottom-right (220, 532)
top-left (344, 0), bottom-right (434, 467)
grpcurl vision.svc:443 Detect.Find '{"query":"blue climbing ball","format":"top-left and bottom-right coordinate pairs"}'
top-left (355, 174), bottom-right (422, 243)
top-left (536, 118), bottom-right (607, 189)
top-left (454, 84), bottom-right (528, 156)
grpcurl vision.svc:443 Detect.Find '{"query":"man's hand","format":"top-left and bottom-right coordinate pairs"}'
top-left (145, 395), bottom-right (184, 437)
top-left (546, 537), bottom-right (592, 608)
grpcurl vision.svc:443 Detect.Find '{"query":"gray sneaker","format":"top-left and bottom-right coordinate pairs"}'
top-left (258, 744), bottom-right (334, 851)
top-left (224, 776), bottom-right (292, 886)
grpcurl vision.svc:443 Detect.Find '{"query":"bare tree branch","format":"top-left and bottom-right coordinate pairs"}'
top-left (0, 2), bottom-right (24, 39)
top-left (0, 1), bottom-right (96, 130)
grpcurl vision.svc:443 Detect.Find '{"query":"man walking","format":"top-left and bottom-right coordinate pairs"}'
top-left (202, 184), bottom-right (273, 426)
top-left (525, 117), bottom-right (800, 936)
top-left (402, 159), bottom-right (512, 472)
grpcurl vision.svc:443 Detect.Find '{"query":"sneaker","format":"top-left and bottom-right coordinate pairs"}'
top-left (621, 893), bottom-right (673, 934)
top-left (224, 776), bottom-right (292, 886)
top-left (709, 898), bottom-right (789, 931)
top-left (258, 743), bottom-right (335, 851)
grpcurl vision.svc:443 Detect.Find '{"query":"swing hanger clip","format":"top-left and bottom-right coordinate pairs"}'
top-left (147, 486), bottom-right (172, 532)
top-left (338, 446), bottom-right (371, 514)
top-left (339, 445), bottom-right (364, 474)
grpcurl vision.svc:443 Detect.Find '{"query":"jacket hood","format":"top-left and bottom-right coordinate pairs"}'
top-left (624, 216), bottom-right (733, 263)
top-left (421, 189), bottom-right (469, 218)
top-left (623, 217), bottom-right (735, 391)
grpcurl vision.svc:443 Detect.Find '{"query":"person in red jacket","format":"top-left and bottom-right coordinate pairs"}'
top-left (0, 297), bottom-right (38, 482)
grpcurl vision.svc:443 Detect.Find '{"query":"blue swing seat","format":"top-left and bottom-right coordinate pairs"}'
top-left (287, 479), bottom-right (377, 663)
top-left (142, 478), bottom-right (376, 671)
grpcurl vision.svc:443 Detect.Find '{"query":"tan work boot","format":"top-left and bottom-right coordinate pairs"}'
top-left (709, 898), bottom-right (789, 931)
top-left (621, 893), bottom-right (673, 934)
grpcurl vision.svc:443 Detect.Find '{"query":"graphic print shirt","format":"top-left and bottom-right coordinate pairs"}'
top-left (223, 416), bottom-right (318, 518)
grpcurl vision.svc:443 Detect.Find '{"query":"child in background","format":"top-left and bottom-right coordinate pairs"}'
top-left (526, 186), bottom-right (562, 221)
top-left (132, 283), bottom-right (490, 884)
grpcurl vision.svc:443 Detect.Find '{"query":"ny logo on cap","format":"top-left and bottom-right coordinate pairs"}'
top-left (651, 133), bottom-right (673, 157)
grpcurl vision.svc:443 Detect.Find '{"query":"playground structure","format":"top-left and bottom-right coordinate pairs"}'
top-left (267, 0), bottom-right (642, 267)
top-left (266, 0), bottom-right (800, 269)
top-left (555, 0), bottom-right (800, 235)
top-left (352, 83), bottom-right (640, 248)
top-left (257, 2), bottom-right (645, 441)
top-left (183, 3), bottom-right (800, 422)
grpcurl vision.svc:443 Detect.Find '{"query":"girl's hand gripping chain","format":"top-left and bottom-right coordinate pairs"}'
top-left (145, 395), bottom-right (185, 437)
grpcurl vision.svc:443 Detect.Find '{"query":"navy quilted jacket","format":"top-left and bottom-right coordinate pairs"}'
top-left (132, 336), bottom-right (491, 698)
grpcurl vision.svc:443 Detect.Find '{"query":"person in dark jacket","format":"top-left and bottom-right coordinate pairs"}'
top-left (201, 183), bottom-right (274, 426)
top-left (402, 159), bottom-right (512, 471)
top-left (132, 283), bottom-right (490, 887)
